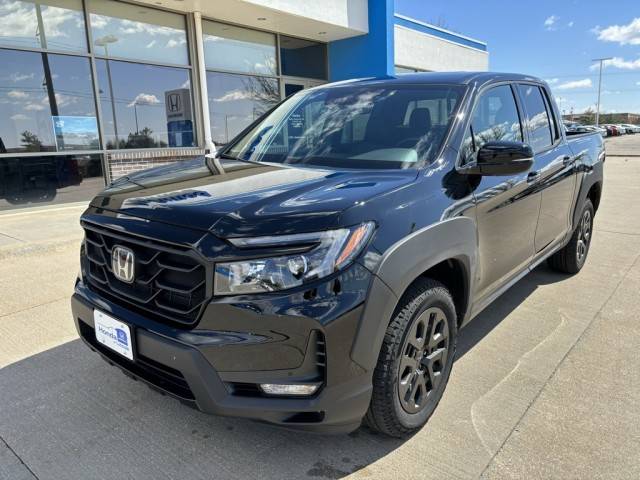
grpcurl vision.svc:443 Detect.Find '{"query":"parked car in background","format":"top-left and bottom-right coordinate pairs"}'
top-left (564, 124), bottom-right (606, 137)
top-left (586, 126), bottom-right (607, 138)
top-left (71, 72), bottom-right (605, 437)
top-left (564, 123), bottom-right (590, 134)
top-left (621, 124), bottom-right (639, 134)
top-left (601, 125), bottom-right (616, 137)
top-left (614, 124), bottom-right (627, 135)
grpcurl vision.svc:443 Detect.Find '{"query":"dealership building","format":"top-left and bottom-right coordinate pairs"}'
top-left (0, 0), bottom-right (488, 211)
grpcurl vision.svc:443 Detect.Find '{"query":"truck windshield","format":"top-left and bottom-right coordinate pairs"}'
top-left (223, 84), bottom-right (465, 170)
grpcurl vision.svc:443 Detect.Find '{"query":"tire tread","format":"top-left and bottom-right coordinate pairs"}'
top-left (365, 278), bottom-right (456, 437)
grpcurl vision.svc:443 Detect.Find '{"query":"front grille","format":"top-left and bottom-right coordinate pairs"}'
top-left (82, 221), bottom-right (209, 327)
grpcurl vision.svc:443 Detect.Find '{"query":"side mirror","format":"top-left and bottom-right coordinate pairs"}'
top-left (462, 141), bottom-right (534, 176)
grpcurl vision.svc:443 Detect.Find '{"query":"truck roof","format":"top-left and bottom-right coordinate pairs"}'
top-left (329, 71), bottom-right (545, 88)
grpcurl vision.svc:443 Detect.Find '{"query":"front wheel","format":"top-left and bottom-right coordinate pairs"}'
top-left (365, 278), bottom-right (457, 438)
top-left (548, 199), bottom-right (594, 274)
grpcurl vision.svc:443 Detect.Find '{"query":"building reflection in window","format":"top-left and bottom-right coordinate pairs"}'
top-left (0, 48), bottom-right (98, 154)
top-left (207, 71), bottom-right (280, 145)
top-left (96, 59), bottom-right (195, 149)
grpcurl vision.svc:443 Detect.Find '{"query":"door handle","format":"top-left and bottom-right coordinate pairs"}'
top-left (563, 155), bottom-right (574, 166)
top-left (527, 170), bottom-right (541, 183)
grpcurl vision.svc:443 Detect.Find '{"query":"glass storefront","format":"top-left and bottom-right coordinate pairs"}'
top-left (202, 21), bottom-right (326, 146)
top-left (0, 0), bottom-right (87, 53)
top-left (0, 49), bottom-right (98, 154)
top-left (0, 0), bottom-right (328, 210)
top-left (203, 21), bottom-right (277, 75)
top-left (0, 154), bottom-right (104, 211)
top-left (96, 60), bottom-right (195, 149)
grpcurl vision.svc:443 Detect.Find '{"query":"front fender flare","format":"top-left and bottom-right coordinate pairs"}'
top-left (351, 216), bottom-right (477, 371)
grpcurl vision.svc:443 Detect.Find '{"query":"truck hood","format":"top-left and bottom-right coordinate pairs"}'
top-left (91, 157), bottom-right (418, 238)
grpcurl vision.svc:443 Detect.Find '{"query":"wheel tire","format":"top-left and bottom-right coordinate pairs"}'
top-left (548, 199), bottom-right (594, 274)
top-left (365, 278), bottom-right (457, 438)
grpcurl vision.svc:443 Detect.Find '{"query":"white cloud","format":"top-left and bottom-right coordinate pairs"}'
top-left (544, 15), bottom-right (559, 30)
top-left (166, 38), bottom-right (186, 48)
top-left (545, 78), bottom-right (559, 85)
top-left (25, 103), bottom-right (45, 111)
top-left (557, 78), bottom-right (593, 90)
top-left (212, 90), bottom-right (252, 102)
top-left (90, 15), bottom-right (108, 29)
top-left (590, 56), bottom-right (640, 71)
top-left (0, 1), bottom-right (38, 38)
top-left (637, 81), bottom-right (640, 86)
top-left (7, 90), bottom-right (28, 99)
top-left (10, 113), bottom-right (28, 121)
top-left (40, 5), bottom-right (77, 39)
top-left (128, 93), bottom-right (160, 107)
top-left (594, 18), bottom-right (640, 45)
top-left (9, 72), bottom-right (35, 82)
top-left (567, 21), bottom-right (574, 28)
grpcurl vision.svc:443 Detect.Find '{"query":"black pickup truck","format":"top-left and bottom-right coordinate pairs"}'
top-left (72, 72), bottom-right (604, 437)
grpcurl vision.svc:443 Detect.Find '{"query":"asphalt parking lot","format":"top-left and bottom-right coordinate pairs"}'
top-left (1, 134), bottom-right (639, 480)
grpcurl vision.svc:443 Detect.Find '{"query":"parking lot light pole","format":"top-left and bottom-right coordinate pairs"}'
top-left (592, 57), bottom-right (612, 127)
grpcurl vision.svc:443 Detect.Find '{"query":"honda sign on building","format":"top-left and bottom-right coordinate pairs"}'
top-left (165, 89), bottom-right (194, 148)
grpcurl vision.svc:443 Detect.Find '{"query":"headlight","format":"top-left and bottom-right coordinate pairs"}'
top-left (214, 222), bottom-right (375, 295)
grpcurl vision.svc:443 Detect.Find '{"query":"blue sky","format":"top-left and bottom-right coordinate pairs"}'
top-left (396, 0), bottom-right (640, 115)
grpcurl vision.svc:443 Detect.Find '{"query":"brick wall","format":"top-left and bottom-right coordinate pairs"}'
top-left (106, 148), bottom-right (206, 181)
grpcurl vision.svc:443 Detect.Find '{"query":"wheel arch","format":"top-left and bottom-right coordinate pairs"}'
top-left (587, 181), bottom-right (602, 213)
top-left (351, 217), bottom-right (477, 371)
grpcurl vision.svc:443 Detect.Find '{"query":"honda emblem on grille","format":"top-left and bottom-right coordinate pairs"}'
top-left (112, 246), bottom-right (135, 283)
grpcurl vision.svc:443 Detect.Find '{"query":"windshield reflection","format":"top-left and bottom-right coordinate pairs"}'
top-left (225, 84), bottom-right (464, 170)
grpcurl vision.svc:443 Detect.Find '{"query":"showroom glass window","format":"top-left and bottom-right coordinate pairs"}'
top-left (203, 21), bottom-right (280, 145)
top-left (89, 0), bottom-right (196, 149)
top-left (0, 0), bottom-right (104, 210)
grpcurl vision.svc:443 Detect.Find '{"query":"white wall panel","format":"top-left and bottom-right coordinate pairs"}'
top-left (394, 25), bottom-right (489, 72)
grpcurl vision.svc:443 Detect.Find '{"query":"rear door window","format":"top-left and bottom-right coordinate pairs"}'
top-left (517, 84), bottom-right (554, 152)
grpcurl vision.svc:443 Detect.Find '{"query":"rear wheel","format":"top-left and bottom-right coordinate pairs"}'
top-left (365, 279), bottom-right (457, 437)
top-left (548, 199), bottom-right (594, 274)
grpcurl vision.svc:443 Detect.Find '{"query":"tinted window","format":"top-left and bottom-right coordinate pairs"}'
top-left (226, 85), bottom-right (464, 169)
top-left (0, 154), bottom-right (103, 211)
top-left (207, 72), bottom-right (280, 145)
top-left (203, 21), bottom-right (276, 75)
top-left (518, 84), bottom-right (553, 152)
top-left (0, 49), bottom-right (98, 153)
top-left (89, 0), bottom-right (189, 65)
top-left (0, 0), bottom-right (87, 53)
top-left (280, 36), bottom-right (326, 79)
top-left (96, 59), bottom-right (195, 149)
top-left (461, 84), bottom-right (522, 163)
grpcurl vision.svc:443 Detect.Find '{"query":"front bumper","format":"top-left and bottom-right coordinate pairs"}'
top-left (71, 271), bottom-right (374, 434)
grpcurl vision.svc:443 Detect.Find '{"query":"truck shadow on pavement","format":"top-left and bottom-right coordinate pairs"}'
top-left (0, 265), bottom-right (567, 480)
